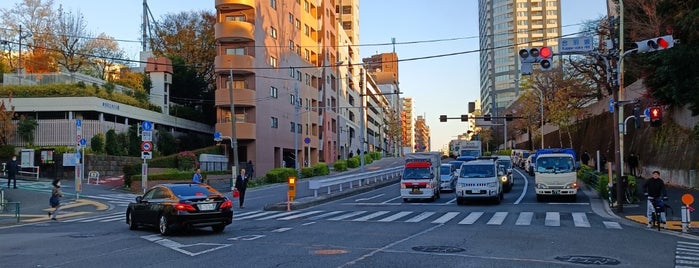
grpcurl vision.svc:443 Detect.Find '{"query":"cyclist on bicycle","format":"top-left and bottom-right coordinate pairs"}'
top-left (643, 170), bottom-right (668, 228)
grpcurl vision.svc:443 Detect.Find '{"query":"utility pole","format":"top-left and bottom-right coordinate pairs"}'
top-left (615, 0), bottom-right (626, 213)
top-left (294, 84), bottom-right (300, 172)
top-left (359, 69), bottom-right (365, 172)
top-left (228, 63), bottom-right (239, 189)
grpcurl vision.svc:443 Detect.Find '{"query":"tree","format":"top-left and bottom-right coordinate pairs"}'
top-left (105, 129), bottom-right (118, 155)
top-left (0, 0), bottom-right (57, 73)
top-left (84, 33), bottom-right (127, 79)
top-left (157, 130), bottom-right (176, 156)
top-left (17, 115), bottom-right (38, 146)
top-left (52, 5), bottom-right (91, 73)
top-left (90, 132), bottom-right (105, 154)
top-left (0, 99), bottom-right (16, 145)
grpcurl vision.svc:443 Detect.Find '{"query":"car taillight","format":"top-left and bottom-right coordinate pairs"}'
top-left (220, 200), bottom-right (233, 209)
top-left (175, 203), bottom-right (196, 212)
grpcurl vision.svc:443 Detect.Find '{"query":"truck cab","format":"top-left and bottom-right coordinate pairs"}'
top-left (534, 152), bottom-right (578, 202)
top-left (401, 153), bottom-right (441, 202)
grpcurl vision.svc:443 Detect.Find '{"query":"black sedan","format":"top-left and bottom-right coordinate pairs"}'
top-left (126, 183), bottom-right (233, 235)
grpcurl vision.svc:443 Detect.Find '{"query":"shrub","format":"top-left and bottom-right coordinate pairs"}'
top-left (347, 157), bottom-right (360, 168)
top-left (333, 160), bottom-right (347, 172)
top-left (90, 133), bottom-right (105, 154)
top-left (301, 167), bottom-right (314, 178)
top-left (370, 152), bottom-right (382, 160)
top-left (177, 151), bottom-right (198, 171)
top-left (265, 168), bottom-right (297, 184)
top-left (0, 145), bottom-right (16, 159)
top-left (364, 154), bottom-right (374, 164)
top-left (123, 163), bottom-right (141, 188)
top-left (312, 163), bottom-right (330, 176)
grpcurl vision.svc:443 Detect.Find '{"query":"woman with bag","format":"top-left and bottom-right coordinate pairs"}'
top-left (48, 179), bottom-right (63, 220)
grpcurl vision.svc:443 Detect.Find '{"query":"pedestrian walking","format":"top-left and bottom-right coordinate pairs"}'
top-left (6, 155), bottom-right (18, 189)
top-left (628, 152), bottom-right (639, 176)
top-left (192, 168), bottom-right (203, 183)
top-left (246, 160), bottom-right (255, 179)
top-left (234, 168), bottom-right (248, 208)
top-left (48, 179), bottom-right (63, 220)
top-left (581, 151), bottom-right (590, 166)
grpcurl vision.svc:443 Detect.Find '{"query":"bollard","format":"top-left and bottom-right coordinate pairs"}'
top-left (682, 205), bottom-right (689, 233)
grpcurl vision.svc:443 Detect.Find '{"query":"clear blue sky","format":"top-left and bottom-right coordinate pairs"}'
top-left (1, 0), bottom-right (608, 151)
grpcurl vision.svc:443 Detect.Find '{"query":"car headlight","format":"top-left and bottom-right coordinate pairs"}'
top-left (500, 176), bottom-right (508, 182)
top-left (487, 182), bottom-right (498, 188)
top-left (565, 182), bottom-right (578, 189)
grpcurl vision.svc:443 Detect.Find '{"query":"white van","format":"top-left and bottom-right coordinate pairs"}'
top-left (455, 157), bottom-right (504, 205)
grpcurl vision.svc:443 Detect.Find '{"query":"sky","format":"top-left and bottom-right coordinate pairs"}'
top-left (0, 0), bottom-right (609, 152)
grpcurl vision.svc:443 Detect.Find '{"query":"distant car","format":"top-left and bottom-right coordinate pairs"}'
top-left (439, 164), bottom-right (457, 192)
top-left (456, 156), bottom-right (476, 162)
top-left (519, 152), bottom-right (532, 168)
top-left (455, 157), bottom-right (504, 205)
top-left (449, 160), bottom-right (465, 175)
top-left (495, 155), bottom-right (514, 192)
top-left (126, 183), bottom-right (233, 235)
top-left (525, 155), bottom-right (535, 176)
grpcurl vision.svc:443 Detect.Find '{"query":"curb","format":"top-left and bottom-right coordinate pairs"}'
top-left (263, 177), bottom-right (401, 211)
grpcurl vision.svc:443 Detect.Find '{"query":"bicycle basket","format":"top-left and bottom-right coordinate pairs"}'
top-left (652, 199), bottom-right (666, 212)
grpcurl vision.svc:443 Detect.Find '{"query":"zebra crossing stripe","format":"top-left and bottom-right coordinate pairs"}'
top-left (254, 211), bottom-right (298, 220)
top-left (328, 211), bottom-right (367, 221)
top-left (487, 212), bottom-right (508, 225)
top-left (545, 212), bottom-right (560, 227)
top-left (62, 212), bottom-right (122, 223)
top-left (378, 211), bottom-right (412, 222)
top-left (99, 214), bottom-right (126, 222)
top-left (278, 210), bottom-right (325, 220)
top-left (572, 212), bottom-right (590, 227)
top-left (515, 212), bottom-right (533, 225)
top-left (405, 212), bottom-right (435, 223)
top-left (676, 254), bottom-right (699, 261)
top-left (458, 212), bottom-right (484, 225)
top-left (307, 211), bottom-right (346, 220)
top-left (677, 247), bottom-right (699, 254)
top-left (602, 221), bottom-right (622, 229)
top-left (352, 211), bottom-right (391, 221)
top-left (676, 259), bottom-right (699, 266)
top-left (431, 212), bottom-right (459, 224)
top-left (236, 211), bottom-right (278, 220)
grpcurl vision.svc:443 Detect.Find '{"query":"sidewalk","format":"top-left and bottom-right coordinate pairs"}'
top-left (0, 177), bottom-right (112, 228)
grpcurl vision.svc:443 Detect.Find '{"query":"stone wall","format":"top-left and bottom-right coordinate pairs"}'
top-left (85, 155), bottom-right (141, 177)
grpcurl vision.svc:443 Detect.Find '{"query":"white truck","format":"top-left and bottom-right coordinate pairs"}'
top-left (459, 141), bottom-right (482, 158)
top-left (534, 148), bottom-right (578, 202)
top-left (400, 152), bottom-right (442, 202)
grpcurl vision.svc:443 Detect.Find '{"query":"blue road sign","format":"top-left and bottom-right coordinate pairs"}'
top-left (76, 119), bottom-right (82, 127)
top-left (80, 138), bottom-right (86, 146)
top-left (609, 99), bottom-right (615, 113)
top-left (214, 131), bottom-right (222, 140)
top-left (142, 121), bottom-right (153, 131)
top-left (304, 137), bottom-right (311, 144)
top-left (644, 107), bottom-right (650, 117)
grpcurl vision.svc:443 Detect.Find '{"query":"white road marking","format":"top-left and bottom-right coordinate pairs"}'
top-left (352, 211), bottom-right (391, 221)
top-left (487, 212), bottom-right (508, 225)
top-left (458, 212), bottom-right (484, 225)
top-left (377, 211), bottom-right (412, 222)
top-left (545, 212), bottom-right (560, 227)
top-left (515, 212), bottom-right (533, 225)
top-left (327, 211), bottom-right (367, 221)
top-left (355, 194), bottom-right (385, 202)
top-left (431, 212), bottom-right (459, 224)
top-left (278, 210), bottom-right (325, 220)
top-left (405, 212), bottom-right (435, 223)
top-left (603, 221), bottom-right (622, 229)
top-left (572, 212), bottom-right (590, 227)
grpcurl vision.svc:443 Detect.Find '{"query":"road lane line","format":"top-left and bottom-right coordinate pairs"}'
top-left (382, 196), bottom-right (402, 204)
top-left (378, 211), bottom-right (412, 222)
top-left (352, 211), bottom-right (391, 221)
top-left (254, 211), bottom-right (299, 220)
top-left (431, 212), bottom-right (460, 224)
top-left (572, 212), bottom-right (590, 227)
top-left (236, 211), bottom-right (278, 220)
top-left (513, 169), bottom-right (529, 205)
top-left (405, 212), bottom-right (435, 223)
top-left (458, 212), bottom-right (484, 225)
top-left (278, 210), bottom-right (325, 220)
top-left (355, 194), bottom-right (385, 202)
top-left (515, 212), bottom-right (533, 225)
top-left (545, 212), bottom-right (560, 227)
top-left (603, 221), bottom-right (622, 229)
top-left (327, 211), bottom-right (367, 221)
top-left (306, 211), bottom-right (346, 220)
top-left (486, 212), bottom-right (508, 225)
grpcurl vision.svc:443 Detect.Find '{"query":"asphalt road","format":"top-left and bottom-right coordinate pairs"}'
top-left (0, 160), bottom-right (698, 267)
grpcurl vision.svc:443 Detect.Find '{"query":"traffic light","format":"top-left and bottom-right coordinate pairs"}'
top-left (505, 114), bottom-right (513, 121)
top-left (633, 104), bottom-right (641, 128)
top-left (649, 106), bottom-right (662, 127)
top-left (635, 35), bottom-right (674, 53)
top-left (539, 46), bottom-right (553, 71)
top-left (439, 115), bottom-right (447, 122)
top-left (460, 114), bottom-right (468, 122)
top-left (483, 114), bottom-right (491, 121)
top-left (518, 48), bottom-right (539, 75)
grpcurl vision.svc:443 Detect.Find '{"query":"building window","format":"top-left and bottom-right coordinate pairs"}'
top-left (289, 67), bottom-right (295, 78)
top-left (296, 45), bottom-right (301, 55)
top-left (225, 48), bottom-right (245, 55)
top-left (304, 24), bottom-right (310, 36)
top-left (290, 94), bottom-right (296, 105)
top-left (297, 123), bottom-right (302, 134)
top-left (270, 27), bottom-right (278, 39)
top-left (304, 1), bottom-right (310, 12)
top-left (305, 73), bottom-right (311, 85)
top-left (290, 122), bottom-right (296, 132)
top-left (288, 40), bottom-right (294, 50)
top-left (270, 0), bottom-right (277, 9)
top-left (270, 56), bottom-right (278, 68)
top-left (225, 15), bottom-right (246, 22)
top-left (342, 21), bottom-right (351, 30)
top-left (288, 13), bottom-right (293, 23)
top-left (296, 70), bottom-right (302, 81)
top-left (270, 86), bottom-right (278, 98)
top-left (304, 49), bottom-right (310, 61)
top-left (271, 117), bottom-right (278, 128)
top-left (295, 19), bottom-right (301, 29)
top-left (342, 5), bottom-right (351, 14)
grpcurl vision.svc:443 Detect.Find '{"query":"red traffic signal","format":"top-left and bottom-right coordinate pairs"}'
top-left (649, 106), bottom-right (662, 127)
top-left (539, 46), bottom-right (553, 71)
top-left (539, 46), bottom-right (552, 59)
top-left (636, 35), bottom-right (674, 53)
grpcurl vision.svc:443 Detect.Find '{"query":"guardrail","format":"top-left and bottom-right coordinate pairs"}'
top-left (0, 189), bottom-right (20, 223)
top-left (308, 166), bottom-right (403, 197)
top-left (18, 165), bottom-right (40, 180)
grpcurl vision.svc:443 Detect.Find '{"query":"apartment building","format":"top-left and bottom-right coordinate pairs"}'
top-left (478, 0), bottom-right (561, 116)
top-left (414, 115), bottom-right (430, 152)
top-left (401, 97), bottom-right (414, 153)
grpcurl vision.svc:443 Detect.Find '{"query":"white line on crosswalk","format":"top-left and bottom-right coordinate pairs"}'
top-left (254, 211), bottom-right (298, 220)
top-left (235, 210), bottom-right (263, 217)
top-left (306, 211), bottom-right (346, 220)
top-left (458, 212), bottom-right (484, 225)
top-left (487, 212), bottom-right (508, 225)
top-left (572, 212), bottom-right (590, 227)
top-left (603, 221), bottom-right (622, 229)
top-left (431, 212), bottom-right (459, 224)
top-left (545, 212), bottom-right (560, 227)
top-left (98, 214), bottom-right (125, 222)
top-left (378, 211), bottom-right (412, 222)
top-left (405, 212), bottom-right (435, 223)
top-left (352, 211), bottom-right (391, 221)
top-left (328, 211), bottom-right (367, 221)
top-left (236, 211), bottom-right (278, 220)
top-left (278, 211), bottom-right (325, 220)
top-left (62, 212), bottom-right (123, 222)
top-left (677, 248), bottom-right (699, 254)
top-left (515, 212), bottom-right (533, 225)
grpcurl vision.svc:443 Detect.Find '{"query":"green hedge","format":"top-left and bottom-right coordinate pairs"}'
top-left (347, 157), bottom-right (360, 168)
top-left (370, 152), bottom-right (382, 160)
top-left (364, 154), bottom-right (374, 164)
top-left (333, 160), bottom-right (348, 171)
top-left (312, 163), bottom-right (330, 176)
top-left (301, 167), bottom-right (314, 178)
top-left (265, 168), bottom-right (297, 184)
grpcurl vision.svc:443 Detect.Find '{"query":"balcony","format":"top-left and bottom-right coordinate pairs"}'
top-left (215, 0), bottom-right (254, 10)
top-left (216, 122), bottom-right (256, 140)
top-left (215, 21), bottom-right (254, 42)
top-left (215, 87), bottom-right (256, 107)
top-left (215, 54), bottom-right (255, 75)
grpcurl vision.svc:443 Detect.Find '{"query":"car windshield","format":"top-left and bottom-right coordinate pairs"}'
top-left (536, 157), bottom-right (575, 173)
top-left (403, 167), bottom-right (432, 180)
top-left (440, 166), bottom-right (451, 174)
top-left (449, 161), bottom-right (463, 169)
top-left (460, 165), bottom-right (495, 178)
top-left (460, 150), bottom-right (480, 157)
top-left (170, 184), bottom-right (220, 199)
top-left (497, 160), bottom-right (512, 169)
top-left (523, 152), bottom-right (531, 158)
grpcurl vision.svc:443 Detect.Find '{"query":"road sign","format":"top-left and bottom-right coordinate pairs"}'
top-left (214, 131), bottom-right (222, 141)
top-left (304, 137), bottom-right (311, 144)
top-left (80, 138), bottom-right (87, 147)
top-left (560, 37), bottom-right (593, 53)
top-left (142, 130), bottom-right (153, 142)
top-left (141, 121), bottom-right (153, 131)
top-left (141, 151), bottom-right (152, 160)
top-left (643, 107), bottom-right (651, 122)
top-left (682, 194), bottom-right (694, 205)
top-left (609, 99), bottom-right (615, 113)
top-left (141, 141), bottom-right (153, 152)
top-left (76, 119), bottom-right (81, 127)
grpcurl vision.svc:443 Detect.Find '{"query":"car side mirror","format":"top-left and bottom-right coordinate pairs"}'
top-left (507, 168), bottom-right (513, 174)
top-left (136, 196), bottom-right (143, 203)
top-left (498, 171), bottom-right (504, 176)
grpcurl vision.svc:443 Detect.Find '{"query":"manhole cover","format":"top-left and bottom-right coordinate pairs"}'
top-left (314, 249), bottom-right (348, 255)
top-left (412, 246), bottom-right (465, 253)
top-left (555, 255), bottom-right (620, 265)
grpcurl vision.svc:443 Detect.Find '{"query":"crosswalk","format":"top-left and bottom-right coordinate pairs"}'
top-left (233, 209), bottom-right (623, 229)
top-left (676, 241), bottom-right (699, 267)
top-left (84, 193), bottom-right (140, 207)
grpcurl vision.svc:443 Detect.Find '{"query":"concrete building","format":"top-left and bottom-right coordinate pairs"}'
top-left (478, 0), bottom-right (561, 116)
top-left (414, 115), bottom-right (430, 152)
top-left (364, 52), bottom-right (401, 156)
top-left (401, 97), bottom-right (414, 153)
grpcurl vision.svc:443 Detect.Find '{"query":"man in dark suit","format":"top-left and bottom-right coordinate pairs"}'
top-left (7, 155), bottom-right (18, 189)
top-left (234, 168), bottom-right (248, 208)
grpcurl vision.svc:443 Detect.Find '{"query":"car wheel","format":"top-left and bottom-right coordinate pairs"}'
top-left (127, 210), bottom-right (138, 230)
top-left (212, 224), bottom-right (225, 233)
top-left (456, 198), bottom-right (464, 205)
top-left (536, 194), bottom-right (544, 202)
top-left (402, 198), bottom-right (409, 203)
top-left (569, 194), bottom-right (577, 202)
top-left (159, 215), bottom-right (171, 236)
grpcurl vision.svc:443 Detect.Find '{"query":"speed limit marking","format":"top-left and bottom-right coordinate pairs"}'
top-left (141, 141), bottom-right (153, 152)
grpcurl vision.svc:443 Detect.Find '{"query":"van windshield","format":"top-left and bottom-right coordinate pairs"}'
top-left (440, 166), bottom-right (451, 174)
top-left (536, 157), bottom-right (574, 173)
top-left (460, 165), bottom-right (494, 178)
top-left (403, 167), bottom-right (432, 180)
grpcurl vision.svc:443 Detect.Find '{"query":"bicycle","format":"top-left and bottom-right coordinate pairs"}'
top-left (648, 196), bottom-right (669, 230)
